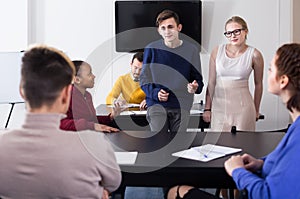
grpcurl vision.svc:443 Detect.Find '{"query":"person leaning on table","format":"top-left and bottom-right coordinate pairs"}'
top-left (140, 9), bottom-right (204, 133)
top-left (167, 43), bottom-right (300, 199)
top-left (106, 52), bottom-right (147, 110)
top-left (0, 45), bottom-right (121, 199)
top-left (60, 60), bottom-right (120, 133)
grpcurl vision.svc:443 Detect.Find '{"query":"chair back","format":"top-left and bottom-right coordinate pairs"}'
top-left (231, 124), bottom-right (290, 134)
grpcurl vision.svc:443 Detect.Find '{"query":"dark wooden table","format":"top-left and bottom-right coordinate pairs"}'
top-left (106, 130), bottom-right (284, 198)
top-left (96, 103), bottom-right (210, 131)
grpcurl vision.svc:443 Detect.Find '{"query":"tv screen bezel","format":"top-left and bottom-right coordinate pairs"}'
top-left (115, 0), bottom-right (202, 52)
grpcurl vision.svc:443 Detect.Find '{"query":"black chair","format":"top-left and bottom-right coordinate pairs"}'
top-left (230, 124), bottom-right (291, 134)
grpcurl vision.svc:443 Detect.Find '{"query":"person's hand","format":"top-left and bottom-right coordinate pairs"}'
top-left (224, 155), bottom-right (245, 177)
top-left (111, 102), bottom-right (122, 119)
top-left (94, 123), bottom-right (120, 133)
top-left (158, 89), bottom-right (169, 102)
top-left (242, 153), bottom-right (264, 172)
top-left (113, 96), bottom-right (127, 108)
top-left (187, 80), bottom-right (198, 93)
top-left (256, 112), bottom-right (260, 121)
top-left (102, 189), bottom-right (110, 199)
top-left (202, 111), bottom-right (211, 123)
top-left (139, 99), bottom-right (147, 110)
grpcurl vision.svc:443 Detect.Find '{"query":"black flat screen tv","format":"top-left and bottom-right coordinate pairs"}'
top-left (115, 1), bottom-right (202, 52)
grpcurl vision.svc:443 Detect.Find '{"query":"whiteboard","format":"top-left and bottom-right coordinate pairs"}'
top-left (0, 52), bottom-right (24, 103)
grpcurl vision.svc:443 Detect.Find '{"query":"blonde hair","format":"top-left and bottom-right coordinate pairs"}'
top-left (225, 16), bottom-right (248, 39)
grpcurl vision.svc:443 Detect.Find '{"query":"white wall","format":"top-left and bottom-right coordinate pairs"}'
top-left (0, 0), bottom-right (27, 52)
top-left (0, 1), bottom-right (27, 128)
top-left (0, 0), bottom-right (294, 130)
top-left (0, 104), bottom-right (11, 129)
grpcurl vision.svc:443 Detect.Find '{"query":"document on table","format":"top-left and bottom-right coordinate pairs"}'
top-left (172, 144), bottom-right (242, 162)
top-left (190, 109), bottom-right (203, 114)
top-left (120, 110), bottom-right (147, 115)
top-left (107, 103), bottom-right (140, 108)
top-left (186, 128), bottom-right (203, 132)
top-left (114, 151), bottom-right (138, 165)
top-left (127, 103), bottom-right (140, 108)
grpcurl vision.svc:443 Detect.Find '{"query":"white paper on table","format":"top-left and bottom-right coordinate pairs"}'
top-left (186, 128), bottom-right (203, 132)
top-left (114, 151), bottom-right (138, 165)
top-left (120, 110), bottom-right (147, 115)
top-left (120, 111), bottom-right (135, 115)
top-left (131, 110), bottom-right (147, 115)
top-left (107, 103), bottom-right (140, 108)
top-left (190, 109), bottom-right (204, 114)
top-left (127, 103), bottom-right (140, 108)
top-left (172, 144), bottom-right (242, 162)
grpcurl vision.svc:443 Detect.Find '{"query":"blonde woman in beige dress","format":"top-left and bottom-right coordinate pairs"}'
top-left (203, 16), bottom-right (264, 132)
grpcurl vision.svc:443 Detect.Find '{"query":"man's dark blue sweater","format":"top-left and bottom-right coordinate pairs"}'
top-left (140, 39), bottom-right (204, 111)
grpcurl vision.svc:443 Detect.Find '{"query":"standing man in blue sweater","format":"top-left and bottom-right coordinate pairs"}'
top-left (140, 9), bottom-right (204, 133)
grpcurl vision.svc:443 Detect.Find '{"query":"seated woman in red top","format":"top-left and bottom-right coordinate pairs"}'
top-left (60, 60), bottom-right (120, 133)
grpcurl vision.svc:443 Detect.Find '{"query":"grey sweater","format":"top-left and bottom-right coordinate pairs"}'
top-left (0, 113), bottom-right (121, 199)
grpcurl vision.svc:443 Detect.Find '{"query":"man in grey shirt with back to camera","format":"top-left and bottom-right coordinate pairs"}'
top-left (0, 45), bottom-right (121, 199)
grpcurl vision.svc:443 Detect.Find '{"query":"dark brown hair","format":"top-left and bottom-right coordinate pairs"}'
top-left (275, 43), bottom-right (300, 112)
top-left (156, 9), bottom-right (180, 27)
top-left (21, 45), bottom-right (75, 108)
top-left (131, 52), bottom-right (143, 63)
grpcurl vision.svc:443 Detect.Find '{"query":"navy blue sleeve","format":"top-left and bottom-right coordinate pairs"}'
top-left (191, 48), bottom-right (204, 94)
top-left (140, 48), bottom-right (160, 102)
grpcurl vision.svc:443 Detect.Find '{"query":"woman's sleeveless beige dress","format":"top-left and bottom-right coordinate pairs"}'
top-left (211, 44), bottom-right (256, 131)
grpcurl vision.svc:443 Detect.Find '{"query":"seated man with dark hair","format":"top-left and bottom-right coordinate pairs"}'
top-left (106, 52), bottom-right (147, 109)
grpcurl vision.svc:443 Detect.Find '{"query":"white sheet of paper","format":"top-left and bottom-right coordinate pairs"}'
top-left (107, 103), bottom-right (140, 108)
top-left (127, 103), bottom-right (140, 108)
top-left (190, 109), bottom-right (204, 114)
top-left (120, 110), bottom-right (147, 115)
top-left (172, 144), bottom-right (242, 162)
top-left (131, 110), bottom-right (147, 115)
top-left (187, 128), bottom-right (203, 132)
top-left (114, 151), bottom-right (138, 165)
top-left (120, 111), bottom-right (135, 115)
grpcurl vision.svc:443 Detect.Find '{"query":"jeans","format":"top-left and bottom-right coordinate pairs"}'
top-left (146, 105), bottom-right (189, 133)
top-left (124, 187), bottom-right (164, 199)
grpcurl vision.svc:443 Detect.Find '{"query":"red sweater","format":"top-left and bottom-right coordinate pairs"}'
top-left (60, 86), bottom-right (112, 131)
